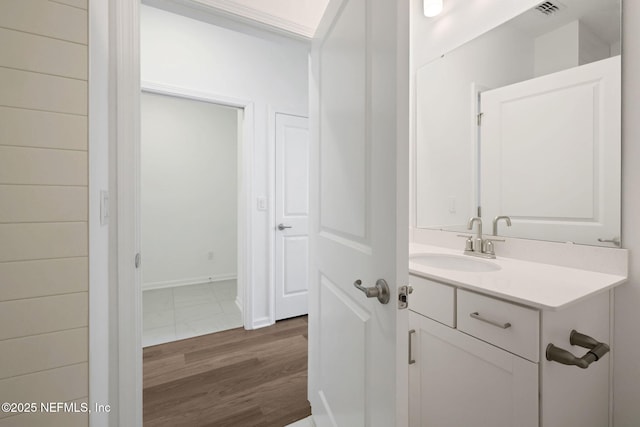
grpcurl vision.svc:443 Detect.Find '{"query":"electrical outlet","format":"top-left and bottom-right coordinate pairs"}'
top-left (208, 251), bottom-right (214, 261)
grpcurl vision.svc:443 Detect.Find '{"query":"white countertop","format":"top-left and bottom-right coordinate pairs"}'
top-left (409, 243), bottom-right (628, 310)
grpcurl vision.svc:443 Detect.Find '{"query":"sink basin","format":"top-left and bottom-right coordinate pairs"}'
top-left (410, 253), bottom-right (501, 272)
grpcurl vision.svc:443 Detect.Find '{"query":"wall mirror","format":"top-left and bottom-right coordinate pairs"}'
top-left (415, 0), bottom-right (621, 247)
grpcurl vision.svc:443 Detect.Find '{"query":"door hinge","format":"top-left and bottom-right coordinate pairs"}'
top-left (477, 112), bottom-right (484, 126)
top-left (135, 253), bottom-right (141, 269)
top-left (398, 285), bottom-right (414, 309)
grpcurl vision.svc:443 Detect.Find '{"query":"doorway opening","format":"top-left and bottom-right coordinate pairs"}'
top-left (140, 90), bottom-right (244, 346)
top-left (109, 1), bottom-right (313, 422)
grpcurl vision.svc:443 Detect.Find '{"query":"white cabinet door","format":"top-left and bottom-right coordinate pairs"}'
top-left (409, 312), bottom-right (538, 427)
top-left (481, 56), bottom-right (620, 245)
top-left (275, 113), bottom-right (309, 320)
top-left (308, 0), bottom-right (410, 425)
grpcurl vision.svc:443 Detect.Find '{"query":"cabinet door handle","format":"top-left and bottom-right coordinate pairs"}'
top-left (408, 329), bottom-right (416, 365)
top-left (470, 312), bottom-right (511, 329)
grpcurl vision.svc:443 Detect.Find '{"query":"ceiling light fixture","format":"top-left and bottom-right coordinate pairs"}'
top-left (423, 0), bottom-right (443, 17)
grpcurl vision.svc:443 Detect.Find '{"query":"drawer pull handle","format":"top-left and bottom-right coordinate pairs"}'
top-left (470, 312), bottom-right (511, 329)
top-left (408, 329), bottom-right (416, 365)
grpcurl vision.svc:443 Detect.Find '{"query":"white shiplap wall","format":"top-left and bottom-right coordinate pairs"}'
top-left (0, 0), bottom-right (89, 426)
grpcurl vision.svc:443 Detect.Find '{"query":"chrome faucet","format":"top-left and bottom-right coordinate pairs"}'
top-left (492, 216), bottom-right (512, 236)
top-left (458, 216), bottom-right (503, 259)
top-left (467, 217), bottom-right (483, 252)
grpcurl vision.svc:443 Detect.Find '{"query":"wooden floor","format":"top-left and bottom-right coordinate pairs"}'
top-left (143, 316), bottom-right (311, 427)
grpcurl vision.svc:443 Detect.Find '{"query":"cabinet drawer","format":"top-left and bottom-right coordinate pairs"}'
top-left (457, 289), bottom-right (539, 362)
top-left (409, 274), bottom-right (455, 327)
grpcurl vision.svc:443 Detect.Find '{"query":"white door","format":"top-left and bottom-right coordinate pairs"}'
top-left (409, 312), bottom-right (538, 427)
top-left (481, 56), bottom-right (621, 245)
top-left (275, 113), bottom-right (310, 320)
top-left (308, 0), bottom-right (409, 426)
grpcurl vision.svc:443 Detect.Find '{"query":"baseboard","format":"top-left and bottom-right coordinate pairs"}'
top-left (250, 316), bottom-right (274, 330)
top-left (314, 391), bottom-right (336, 427)
top-left (142, 274), bottom-right (237, 291)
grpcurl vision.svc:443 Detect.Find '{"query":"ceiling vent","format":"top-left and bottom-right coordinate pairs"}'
top-left (534, 1), bottom-right (566, 16)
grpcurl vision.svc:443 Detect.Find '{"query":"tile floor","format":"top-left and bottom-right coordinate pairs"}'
top-left (142, 279), bottom-right (243, 347)
top-left (285, 416), bottom-right (314, 427)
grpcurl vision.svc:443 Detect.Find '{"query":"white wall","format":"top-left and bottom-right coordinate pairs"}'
top-left (140, 92), bottom-right (238, 289)
top-left (411, 0), bottom-right (640, 424)
top-left (140, 4), bottom-right (309, 327)
top-left (534, 20), bottom-right (610, 77)
top-left (415, 24), bottom-right (534, 230)
top-left (578, 22), bottom-right (612, 66)
top-left (534, 21), bottom-right (581, 77)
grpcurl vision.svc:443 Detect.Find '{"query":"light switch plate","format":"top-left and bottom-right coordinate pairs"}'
top-left (448, 196), bottom-right (456, 213)
top-left (100, 190), bottom-right (109, 226)
top-left (257, 197), bottom-right (267, 211)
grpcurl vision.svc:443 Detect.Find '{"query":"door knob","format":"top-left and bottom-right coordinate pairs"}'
top-left (353, 279), bottom-right (390, 304)
top-left (278, 223), bottom-right (292, 231)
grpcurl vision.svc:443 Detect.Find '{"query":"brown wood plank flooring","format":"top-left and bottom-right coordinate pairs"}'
top-left (143, 316), bottom-right (311, 427)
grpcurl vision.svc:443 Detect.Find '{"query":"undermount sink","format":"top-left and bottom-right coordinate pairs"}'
top-left (410, 253), bottom-right (501, 272)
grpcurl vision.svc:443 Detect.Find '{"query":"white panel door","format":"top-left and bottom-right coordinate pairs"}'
top-left (308, 0), bottom-right (409, 426)
top-left (481, 56), bottom-right (621, 245)
top-left (275, 113), bottom-right (310, 320)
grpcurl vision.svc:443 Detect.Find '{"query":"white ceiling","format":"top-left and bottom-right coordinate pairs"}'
top-left (190, 0), bottom-right (329, 38)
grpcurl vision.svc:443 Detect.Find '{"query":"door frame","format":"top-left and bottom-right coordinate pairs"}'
top-left (119, 76), bottom-right (255, 424)
top-left (105, 1), bottom-right (335, 426)
top-left (110, 1), bottom-right (142, 424)
top-left (140, 81), bottom-right (255, 326)
top-left (106, 1), bottom-right (258, 423)
top-left (88, 0), bottom-right (110, 426)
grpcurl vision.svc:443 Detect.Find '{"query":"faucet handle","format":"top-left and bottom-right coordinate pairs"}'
top-left (482, 238), bottom-right (504, 255)
top-left (457, 234), bottom-right (474, 252)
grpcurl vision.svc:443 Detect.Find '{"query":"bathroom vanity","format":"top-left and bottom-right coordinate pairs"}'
top-left (409, 0), bottom-right (626, 425)
top-left (407, 243), bottom-right (627, 427)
